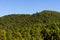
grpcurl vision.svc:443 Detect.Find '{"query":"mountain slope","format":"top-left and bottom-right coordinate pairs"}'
top-left (0, 10), bottom-right (60, 40)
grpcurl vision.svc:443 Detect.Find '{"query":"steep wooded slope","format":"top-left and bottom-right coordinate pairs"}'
top-left (0, 10), bottom-right (60, 40)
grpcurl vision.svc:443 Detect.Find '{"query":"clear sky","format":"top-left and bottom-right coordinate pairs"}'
top-left (0, 0), bottom-right (60, 16)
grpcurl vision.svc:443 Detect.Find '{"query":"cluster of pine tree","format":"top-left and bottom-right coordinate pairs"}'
top-left (0, 10), bottom-right (60, 40)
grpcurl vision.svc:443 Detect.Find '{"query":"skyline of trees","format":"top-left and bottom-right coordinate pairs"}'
top-left (0, 10), bottom-right (60, 40)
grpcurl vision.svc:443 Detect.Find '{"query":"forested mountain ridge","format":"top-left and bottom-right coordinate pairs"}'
top-left (0, 10), bottom-right (60, 40)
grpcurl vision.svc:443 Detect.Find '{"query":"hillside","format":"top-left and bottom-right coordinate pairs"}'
top-left (0, 10), bottom-right (60, 40)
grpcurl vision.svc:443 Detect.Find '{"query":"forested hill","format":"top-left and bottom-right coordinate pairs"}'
top-left (0, 10), bottom-right (60, 40)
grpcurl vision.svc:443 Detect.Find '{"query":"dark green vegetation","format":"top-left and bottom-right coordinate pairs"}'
top-left (0, 10), bottom-right (60, 40)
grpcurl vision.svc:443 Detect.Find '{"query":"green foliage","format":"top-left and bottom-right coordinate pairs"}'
top-left (0, 10), bottom-right (60, 40)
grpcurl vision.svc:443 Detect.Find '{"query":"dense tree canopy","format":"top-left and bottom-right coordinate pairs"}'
top-left (0, 10), bottom-right (60, 40)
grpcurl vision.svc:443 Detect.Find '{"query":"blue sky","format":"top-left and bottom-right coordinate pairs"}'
top-left (0, 0), bottom-right (60, 16)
